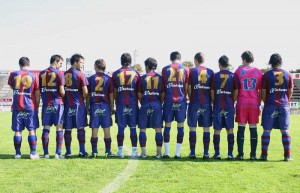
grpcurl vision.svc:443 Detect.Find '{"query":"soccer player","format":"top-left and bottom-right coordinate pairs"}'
top-left (188, 52), bottom-right (214, 159)
top-left (138, 57), bottom-right (164, 158)
top-left (162, 51), bottom-right (189, 158)
top-left (112, 53), bottom-right (140, 158)
top-left (260, 54), bottom-right (293, 161)
top-left (8, 57), bottom-right (40, 159)
top-left (64, 54), bottom-right (89, 157)
top-left (39, 55), bottom-right (65, 159)
top-left (211, 55), bottom-right (235, 159)
top-left (86, 59), bottom-right (115, 158)
top-left (234, 51), bottom-right (263, 160)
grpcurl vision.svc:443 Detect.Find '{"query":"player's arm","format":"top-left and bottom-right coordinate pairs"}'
top-left (109, 93), bottom-right (115, 114)
top-left (233, 89), bottom-right (238, 101)
top-left (82, 86), bottom-right (88, 98)
top-left (211, 90), bottom-right (215, 104)
top-left (160, 92), bottom-right (165, 103)
top-left (35, 89), bottom-right (40, 108)
top-left (287, 88), bottom-right (293, 100)
top-left (59, 86), bottom-right (65, 98)
top-left (85, 94), bottom-right (90, 115)
top-left (261, 89), bottom-right (266, 102)
top-left (287, 74), bottom-right (294, 100)
top-left (138, 92), bottom-right (143, 103)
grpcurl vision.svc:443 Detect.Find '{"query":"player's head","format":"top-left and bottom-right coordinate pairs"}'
top-left (144, 57), bottom-right (158, 73)
top-left (269, 53), bottom-right (282, 68)
top-left (218, 55), bottom-right (230, 69)
top-left (170, 51), bottom-right (181, 62)
top-left (50, 55), bottom-right (64, 69)
top-left (241, 51), bottom-right (254, 65)
top-left (94, 59), bottom-right (106, 72)
top-left (70, 54), bottom-right (84, 71)
top-left (121, 53), bottom-right (132, 67)
top-left (194, 52), bottom-right (205, 66)
top-left (19, 57), bottom-right (30, 68)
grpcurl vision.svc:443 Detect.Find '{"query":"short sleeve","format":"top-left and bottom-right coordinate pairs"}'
top-left (261, 73), bottom-right (267, 90)
top-left (288, 73), bottom-right (294, 89)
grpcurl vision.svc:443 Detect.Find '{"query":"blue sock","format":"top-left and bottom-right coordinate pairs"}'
top-left (104, 138), bottom-right (112, 153)
top-left (250, 127), bottom-right (258, 157)
top-left (213, 134), bottom-right (220, 155)
top-left (90, 137), bottom-right (98, 154)
top-left (14, 136), bottom-right (22, 155)
top-left (163, 127), bottom-right (171, 143)
top-left (237, 125), bottom-right (245, 156)
top-left (261, 131), bottom-right (270, 156)
top-left (227, 133), bottom-right (234, 156)
top-left (177, 127), bottom-right (184, 144)
top-left (77, 129), bottom-right (86, 153)
top-left (189, 131), bottom-right (196, 155)
top-left (64, 130), bottom-right (72, 155)
top-left (139, 131), bottom-right (147, 147)
top-left (203, 132), bottom-right (210, 155)
top-left (56, 130), bottom-right (63, 155)
top-left (282, 132), bottom-right (291, 157)
top-left (155, 132), bottom-right (163, 147)
top-left (42, 129), bottom-right (50, 155)
top-left (28, 135), bottom-right (37, 155)
top-left (130, 128), bottom-right (138, 147)
top-left (117, 126), bottom-right (125, 147)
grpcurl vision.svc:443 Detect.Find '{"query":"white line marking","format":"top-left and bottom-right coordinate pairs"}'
top-left (99, 145), bottom-right (138, 193)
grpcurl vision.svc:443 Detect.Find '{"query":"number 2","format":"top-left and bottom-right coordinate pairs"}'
top-left (95, 77), bottom-right (104, 91)
top-left (168, 68), bottom-right (184, 81)
top-left (41, 72), bottom-right (56, 86)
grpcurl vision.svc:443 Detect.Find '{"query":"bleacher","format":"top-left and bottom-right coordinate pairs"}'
top-left (292, 79), bottom-right (300, 101)
top-left (0, 75), bottom-right (12, 98)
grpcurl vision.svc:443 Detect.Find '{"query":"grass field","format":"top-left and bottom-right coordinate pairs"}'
top-left (0, 112), bottom-right (299, 193)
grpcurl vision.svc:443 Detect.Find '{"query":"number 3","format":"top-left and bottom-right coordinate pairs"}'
top-left (274, 72), bottom-right (284, 85)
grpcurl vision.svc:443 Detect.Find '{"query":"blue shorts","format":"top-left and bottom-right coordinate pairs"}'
top-left (261, 105), bottom-right (290, 130)
top-left (89, 103), bottom-right (112, 128)
top-left (213, 108), bottom-right (234, 130)
top-left (115, 104), bottom-right (138, 128)
top-left (138, 102), bottom-right (163, 129)
top-left (12, 110), bottom-right (39, 132)
top-left (64, 105), bottom-right (87, 129)
top-left (42, 104), bottom-right (64, 126)
top-left (163, 101), bottom-right (187, 123)
top-left (188, 103), bottom-right (212, 127)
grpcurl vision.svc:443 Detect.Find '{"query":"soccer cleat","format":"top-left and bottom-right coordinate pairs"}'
top-left (174, 155), bottom-right (181, 159)
top-left (131, 151), bottom-right (139, 158)
top-left (203, 154), bottom-right (210, 159)
top-left (156, 154), bottom-right (162, 159)
top-left (250, 156), bottom-right (257, 160)
top-left (54, 154), bottom-right (65, 159)
top-left (78, 152), bottom-right (89, 158)
top-left (89, 153), bottom-right (98, 158)
top-left (140, 154), bottom-right (148, 158)
top-left (227, 155), bottom-right (234, 160)
top-left (212, 154), bottom-right (221, 160)
top-left (259, 155), bottom-right (268, 161)
top-left (235, 154), bottom-right (244, 160)
top-left (163, 154), bottom-right (170, 159)
top-left (116, 151), bottom-right (124, 158)
top-left (40, 154), bottom-right (50, 159)
top-left (30, 153), bottom-right (40, 160)
top-left (64, 153), bottom-right (72, 158)
top-left (284, 156), bottom-right (293, 162)
top-left (106, 152), bottom-right (115, 158)
top-left (15, 154), bottom-right (22, 159)
top-left (189, 154), bottom-right (196, 159)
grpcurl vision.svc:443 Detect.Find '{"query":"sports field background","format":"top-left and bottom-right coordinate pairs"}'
top-left (0, 112), bottom-right (299, 193)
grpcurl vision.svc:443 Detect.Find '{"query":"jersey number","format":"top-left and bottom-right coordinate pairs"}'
top-left (198, 70), bottom-right (207, 84)
top-left (168, 68), bottom-right (184, 81)
top-left (65, 73), bottom-right (73, 87)
top-left (117, 71), bottom-right (135, 85)
top-left (242, 78), bottom-right (257, 90)
top-left (220, 74), bottom-right (229, 88)
top-left (14, 75), bottom-right (33, 89)
top-left (146, 76), bottom-right (159, 89)
top-left (41, 72), bottom-right (56, 86)
top-left (95, 77), bottom-right (104, 91)
top-left (274, 72), bottom-right (284, 86)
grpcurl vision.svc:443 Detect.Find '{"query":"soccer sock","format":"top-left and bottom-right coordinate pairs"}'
top-left (14, 136), bottom-right (22, 155)
top-left (117, 126), bottom-right (125, 147)
top-left (213, 134), bottom-right (220, 156)
top-left (90, 137), bottom-right (98, 154)
top-left (203, 132), bottom-right (210, 155)
top-left (104, 138), bottom-right (112, 153)
top-left (189, 131), bottom-right (196, 155)
top-left (28, 135), bottom-right (37, 155)
top-left (56, 130), bottom-right (63, 155)
top-left (42, 129), bottom-right (50, 155)
top-left (177, 127), bottom-right (184, 144)
top-left (64, 130), bottom-right (72, 155)
top-left (250, 127), bottom-right (258, 157)
top-left (139, 131), bottom-right (147, 148)
top-left (163, 127), bottom-right (171, 155)
top-left (130, 128), bottom-right (138, 148)
top-left (175, 143), bottom-right (182, 156)
top-left (282, 131), bottom-right (291, 157)
top-left (155, 132), bottom-right (163, 148)
top-left (227, 133), bottom-right (234, 156)
top-left (261, 131), bottom-right (270, 156)
top-left (237, 125), bottom-right (245, 156)
top-left (77, 129), bottom-right (86, 153)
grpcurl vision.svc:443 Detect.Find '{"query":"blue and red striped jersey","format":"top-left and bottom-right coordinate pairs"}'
top-left (211, 70), bottom-right (234, 109)
top-left (39, 67), bottom-right (64, 106)
top-left (162, 63), bottom-right (189, 103)
top-left (262, 68), bottom-right (293, 106)
top-left (88, 72), bottom-right (113, 104)
top-left (138, 71), bottom-right (164, 105)
top-left (8, 69), bottom-right (39, 110)
top-left (112, 67), bottom-right (140, 105)
top-left (189, 65), bottom-right (214, 105)
top-left (64, 68), bottom-right (88, 106)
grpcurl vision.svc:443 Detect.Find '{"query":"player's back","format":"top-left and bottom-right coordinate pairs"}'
top-left (8, 69), bottom-right (39, 110)
top-left (262, 68), bottom-right (293, 106)
top-left (162, 63), bottom-right (188, 103)
top-left (88, 72), bottom-right (113, 104)
top-left (234, 65), bottom-right (262, 106)
top-left (64, 68), bottom-right (87, 106)
top-left (189, 65), bottom-right (214, 105)
top-left (212, 70), bottom-right (234, 109)
top-left (39, 67), bottom-right (64, 106)
top-left (112, 67), bottom-right (140, 105)
top-left (139, 72), bottom-right (163, 105)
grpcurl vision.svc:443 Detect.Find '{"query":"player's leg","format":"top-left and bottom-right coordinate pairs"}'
top-left (188, 103), bottom-right (197, 158)
top-left (260, 106), bottom-right (275, 161)
top-left (28, 129), bottom-right (39, 159)
top-left (212, 129), bottom-right (221, 159)
top-left (175, 122), bottom-right (184, 158)
top-left (129, 105), bottom-right (139, 158)
top-left (235, 107), bottom-right (247, 159)
top-left (14, 131), bottom-right (22, 159)
top-left (212, 108), bottom-right (222, 159)
top-left (138, 104), bottom-right (148, 158)
top-left (163, 102), bottom-right (173, 158)
top-left (64, 105), bottom-right (73, 157)
top-left (77, 105), bottom-right (88, 157)
top-left (41, 125), bottom-right (50, 158)
top-left (139, 129), bottom-right (147, 158)
top-left (189, 127), bottom-right (197, 159)
top-left (25, 110), bottom-right (40, 159)
top-left (248, 106), bottom-right (260, 160)
top-left (54, 123), bottom-right (64, 159)
top-left (154, 128), bottom-right (163, 158)
top-left (12, 110), bottom-right (23, 158)
top-left (103, 127), bottom-right (114, 157)
top-left (279, 106), bottom-right (292, 161)
top-left (90, 128), bottom-right (99, 157)
top-left (77, 127), bottom-right (87, 157)
top-left (225, 108), bottom-right (235, 159)
top-left (226, 129), bottom-right (234, 159)
top-left (202, 105), bottom-right (212, 159)
top-left (116, 105), bottom-right (126, 158)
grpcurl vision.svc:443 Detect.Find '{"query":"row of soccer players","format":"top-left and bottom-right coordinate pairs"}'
top-left (8, 51), bottom-right (293, 161)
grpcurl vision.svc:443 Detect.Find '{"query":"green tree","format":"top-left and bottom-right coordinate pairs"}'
top-left (182, 61), bottom-right (194, 69)
top-left (261, 67), bottom-right (271, 73)
top-left (131, 64), bottom-right (144, 73)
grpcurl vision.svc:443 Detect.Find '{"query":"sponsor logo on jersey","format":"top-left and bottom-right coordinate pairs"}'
top-left (117, 86), bottom-right (134, 92)
top-left (91, 92), bottom-right (105, 97)
top-left (270, 88), bottom-right (288, 93)
top-left (65, 88), bottom-right (79, 92)
top-left (194, 84), bottom-right (210, 90)
top-left (13, 90), bottom-right (31, 96)
top-left (167, 83), bottom-right (184, 88)
top-left (216, 89), bottom-right (231, 95)
top-left (41, 88), bottom-right (57, 92)
top-left (144, 91), bottom-right (159, 96)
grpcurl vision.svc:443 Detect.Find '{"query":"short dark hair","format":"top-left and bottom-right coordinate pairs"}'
top-left (219, 55), bottom-right (229, 67)
top-left (144, 57), bottom-right (158, 70)
top-left (70, 54), bottom-right (84, 65)
top-left (19, 57), bottom-right (30, 67)
top-left (94, 59), bottom-right (106, 71)
top-left (269, 53), bottom-right (282, 68)
top-left (170, 51), bottom-right (181, 61)
top-left (121, 53), bottom-right (132, 67)
top-left (194, 52), bottom-right (204, 64)
top-left (50, 55), bottom-right (64, 64)
top-left (241, 51), bottom-right (254, 63)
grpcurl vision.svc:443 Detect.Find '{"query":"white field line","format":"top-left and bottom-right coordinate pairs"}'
top-left (99, 145), bottom-right (139, 193)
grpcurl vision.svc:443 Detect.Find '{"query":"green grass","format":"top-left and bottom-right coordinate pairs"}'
top-left (0, 112), bottom-right (300, 193)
